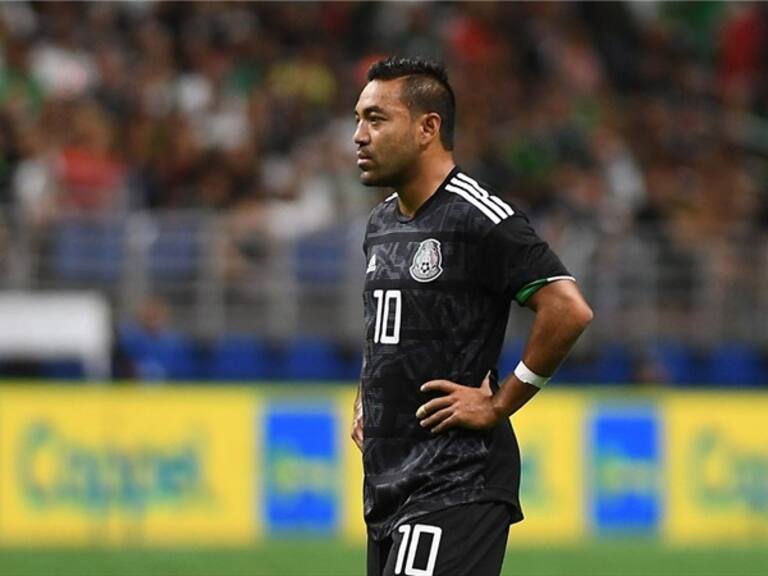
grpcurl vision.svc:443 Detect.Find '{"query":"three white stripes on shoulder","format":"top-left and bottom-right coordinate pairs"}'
top-left (446, 173), bottom-right (514, 224)
top-left (385, 172), bottom-right (515, 225)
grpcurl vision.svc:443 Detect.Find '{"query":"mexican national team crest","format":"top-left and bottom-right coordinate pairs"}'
top-left (410, 239), bottom-right (443, 282)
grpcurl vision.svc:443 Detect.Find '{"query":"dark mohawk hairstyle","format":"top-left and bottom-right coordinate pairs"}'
top-left (367, 56), bottom-right (456, 151)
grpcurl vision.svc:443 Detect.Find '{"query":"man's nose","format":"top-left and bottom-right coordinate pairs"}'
top-left (354, 122), bottom-right (369, 146)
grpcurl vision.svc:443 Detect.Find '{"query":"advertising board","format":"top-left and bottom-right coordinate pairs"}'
top-left (263, 402), bottom-right (339, 533)
top-left (665, 394), bottom-right (768, 543)
top-left (0, 389), bottom-right (256, 545)
top-left (589, 405), bottom-right (662, 535)
top-left (511, 392), bottom-right (587, 544)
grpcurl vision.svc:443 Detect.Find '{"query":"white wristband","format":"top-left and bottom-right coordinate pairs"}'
top-left (514, 361), bottom-right (550, 389)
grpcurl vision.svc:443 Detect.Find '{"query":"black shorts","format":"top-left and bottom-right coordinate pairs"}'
top-left (367, 502), bottom-right (511, 576)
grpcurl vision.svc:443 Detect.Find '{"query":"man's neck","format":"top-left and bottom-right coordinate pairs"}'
top-left (395, 156), bottom-right (455, 218)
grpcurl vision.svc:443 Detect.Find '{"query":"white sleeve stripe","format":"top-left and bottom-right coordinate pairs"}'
top-left (456, 172), bottom-right (515, 216)
top-left (445, 184), bottom-right (501, 224)
top-left (488, 195), bottom-right (515, 217)
top-left (449, 178), bottom-right (509, 220)
top-left (451, 176), bottom-right (505, 217)
top-left (455, 172), bottom-right (515, 216)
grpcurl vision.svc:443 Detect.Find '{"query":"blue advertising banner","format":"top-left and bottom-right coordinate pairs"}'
top-left (590, 406), bottom-right (662, 534)
top-left (263, 404), bottom-right (338, 533)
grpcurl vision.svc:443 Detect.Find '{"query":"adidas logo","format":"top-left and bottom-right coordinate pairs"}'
top-left (366, 254), bottom-right (377, 274)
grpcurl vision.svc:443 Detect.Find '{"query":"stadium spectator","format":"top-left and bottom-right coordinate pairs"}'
top-left (1, 2), bottom-right (767, 384)
top-left (0, 1), bottom-right (762, 233)
top-left (116, 295), bottom-right (188, 382)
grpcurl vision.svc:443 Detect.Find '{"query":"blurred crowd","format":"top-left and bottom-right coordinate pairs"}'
top-left (2, 2), bottom-right (768, 241)
top-left (2, 2), bottom-right (768, 384)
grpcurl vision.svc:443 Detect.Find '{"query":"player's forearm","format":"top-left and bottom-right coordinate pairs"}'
top-left (493, 283), bottom-right (593, 418)
top-left (519, 288), bottom-right (592, 376)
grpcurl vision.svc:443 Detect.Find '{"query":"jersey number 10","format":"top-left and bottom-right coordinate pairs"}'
top-left (373, 289), bottom-right (402, 345)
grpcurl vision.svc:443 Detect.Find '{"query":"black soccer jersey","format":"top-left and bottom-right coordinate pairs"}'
top-left (361, 167), bottom-right (574, 540)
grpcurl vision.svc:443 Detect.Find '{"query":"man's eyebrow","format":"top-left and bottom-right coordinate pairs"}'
top-left (356, 105), bottom-right (387, 117)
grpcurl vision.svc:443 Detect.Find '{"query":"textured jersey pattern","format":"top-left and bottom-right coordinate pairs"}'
top-left (361, 168), bottom-right (570, 540)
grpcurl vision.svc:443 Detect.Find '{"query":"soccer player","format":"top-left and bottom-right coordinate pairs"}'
top-left (351, 57), bottom-right (593, 576)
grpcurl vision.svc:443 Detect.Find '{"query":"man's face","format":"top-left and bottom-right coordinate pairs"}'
top-left (353, 79), bottom-right (420, 187)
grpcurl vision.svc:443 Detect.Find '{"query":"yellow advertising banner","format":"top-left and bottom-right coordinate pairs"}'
top-left (0, 388), bottom-right (257, 545)
top-left (664, 393), bottom-right (768, 543)
top-left (511, 391), bottom-right (587, 544)
top-left (339, 388), bottom-right (366, 542)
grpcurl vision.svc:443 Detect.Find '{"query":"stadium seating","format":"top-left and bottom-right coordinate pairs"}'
top-left (39, 359), bottom-right (86, 380)
top-left (149, 221), bottom-right (200, 282)
top-left (10, 333), bottom-right (768, 387)
top-left (293, 228), bottom-right (347, 285)
top-left (118, 326), bottom-right (199, 381)
top-left (646, 342), bottom-right (705, 386)
top-left (593, 345), bottom-right (634, 384)
top-left (707, 343), bottom-right (765, 387)
top-left (208, 336), bottom-right (279, 381)
top-left (282, 338), bottom-right (350, 381)
top-left (52, 220), bottom-right (123, 283)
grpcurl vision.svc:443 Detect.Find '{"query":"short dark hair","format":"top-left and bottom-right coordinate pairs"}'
top-left (367, 56), bottom-right (456, 151)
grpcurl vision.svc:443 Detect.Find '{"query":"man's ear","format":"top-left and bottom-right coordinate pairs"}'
top-left (418, 112), bottom-right (442, 147)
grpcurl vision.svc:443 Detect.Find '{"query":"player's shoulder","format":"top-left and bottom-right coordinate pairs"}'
top-left (443, 169), bottom-right (519, 236)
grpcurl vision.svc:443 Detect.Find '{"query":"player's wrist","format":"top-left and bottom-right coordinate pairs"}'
top-left (513, 360), bottom-right (550, 389)
top-left (490, 394), bottom-right (510, 422)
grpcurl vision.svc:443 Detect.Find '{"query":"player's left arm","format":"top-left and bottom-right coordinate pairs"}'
top-left (417, 279), bottom-right (592, 433)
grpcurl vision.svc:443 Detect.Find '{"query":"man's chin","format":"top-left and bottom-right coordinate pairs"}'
top-left (359, 170), bottom-right (383, 187)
